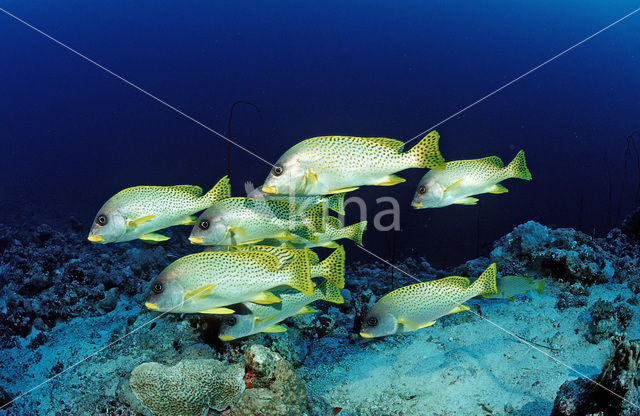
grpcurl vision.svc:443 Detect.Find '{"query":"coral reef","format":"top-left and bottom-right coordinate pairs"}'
top-left (0, 222), bottom-right (193, 344)
top-left (551, 334), bottom-right (640, 416)
top-left (491, 221), bottom-right (618, 285)
top-left (230, 345), bottom-right (308, 416)
top-left (129, 358), bottom-right (245, 416)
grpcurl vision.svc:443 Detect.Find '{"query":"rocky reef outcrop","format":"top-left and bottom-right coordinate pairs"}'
top-left (551, 334), bottom-right (640, 416)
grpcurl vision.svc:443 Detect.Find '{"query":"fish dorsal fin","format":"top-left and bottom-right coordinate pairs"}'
top-left (442, 276), bottom-right (471, 288)
top-left (232, 251), bottom-right (280, 272)
top-left (234, 245), bottom-right (299, 268)
top-left (172, 185), bottom-right (203, 197)
top-left (478, 156), bottom-right (504, 168)
top-left (366, 137), bottom-right (405, 152)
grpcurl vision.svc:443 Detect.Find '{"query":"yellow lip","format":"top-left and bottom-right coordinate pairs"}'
top-left (188, 236), bottom-right (204, 244)
top-left (87, 235), bottom-right (103, 243)
top-left (218, 335), bottom-right (234, 341)
top-left (359, 332), bottom-right (373, 338)
top-left (411, 201), bottom-right (423, 208)
top-left (145, 302), bottom-right (159, 311)
top-left (261, 185), bottom-right (277, 194)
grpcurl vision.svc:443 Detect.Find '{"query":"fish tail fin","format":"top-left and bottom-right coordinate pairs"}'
top-left (310, 246), bottom-right (345, 288)
top-left (317, 280), bottom-right (344, 304)
top-left (406, 131), bottom-right (445, 169)
top-left (283, 251), bottom-right (315, 296)
top-left (533, 278), bottom-right (545, 295)
top-left (505, 150), bottom-right (532, 180)
top-left (302, 202), bottom-right (327, 233)
top-left (326, 193), bottom-right (345, 215)
top-left (341, 221), bottom-right (367, 245)
top-left (470, 263), bottom-right (499, 297)
top-left (202, 176), bottom-right (231, 205)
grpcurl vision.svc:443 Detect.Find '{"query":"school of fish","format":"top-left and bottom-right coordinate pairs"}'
top-left (88, 130), bottom-right (537, 340)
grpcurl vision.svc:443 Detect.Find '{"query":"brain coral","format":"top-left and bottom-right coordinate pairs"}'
top-left (129, 358), bottom-right (245, 416)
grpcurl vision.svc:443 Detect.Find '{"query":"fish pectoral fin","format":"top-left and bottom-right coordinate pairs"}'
top-left (305, 169), bottom-right (319, 186)
top-left (139, 232), bottom-right (169, 242)
top-left (250, 291), bottom-right (281, 304)
top-left (446, 304), bottom-right (470, 316)
top-left (295, 306), bottom-right (317, 315)
top-left (127, 214), bottom-right (156, 228)
top-left (376, 175), bottom-right (406, 186)
top-left (229, 226), bottom-right (247, 238)
top-left (262, 324), bottom-right (287, 333)
top-left (454, 197), bottom-right (478, 205)
top-left (488, 184), bottom-right (509, 194)
top-left (199, 307), bottom-right (235, 314)
top-left (444, 178), bottom-right (464, 194)
top-left (180, 215), bottom-right (198, 226)
top-left (185, 283), bottom-right (216, 300)
top-left (325, 186), bottom-right (360, 194)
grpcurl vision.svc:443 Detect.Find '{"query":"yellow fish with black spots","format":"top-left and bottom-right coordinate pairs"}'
top-left (87, 176), bottom-right (230, 243)
top-left (411, 150), bottom-right (531, 208)
top-left (188, 197), bottom-right (326, 246)
top-left (260, 131), bottom-right (445, 196)
top-left (144, 249), bottom-right (320, 314)
top-left (218, 280), bottom-right (344, 341)
top-left (359, 264), bottom-right (498, 338)
top-left (290, 217), bottom-right (367, 249)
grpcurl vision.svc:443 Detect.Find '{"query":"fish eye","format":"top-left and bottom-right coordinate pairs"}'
top-left (418, 186), bottom-right (427, 195)
top-left (96, 214), bottom-right (108, 226)
top-left (367, 317), bottom-right (378, 327)
top-left (272, 164), bottom-right (284, 177)
top-left (199, 220), bottom-right (210, 230)
top-left (152, 282), bottom-right (163, 294)
top-left (226, 316), bottom-right (237, 326)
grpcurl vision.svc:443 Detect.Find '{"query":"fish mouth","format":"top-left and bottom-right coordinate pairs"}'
top-left (411, 201), bottom-right (423, 208)
top-left (188, 236), bottom-right (204, 244)
top-left (145, 302), bottom-right (159, 311)
top-left (261, 185), bottom-right (277, 194)
top-left (218, 335), bottom-right (234, 341)
top-left (359, 332), bottom-right (373, 338)
top-left (87, 235), bottom-right (104, 243)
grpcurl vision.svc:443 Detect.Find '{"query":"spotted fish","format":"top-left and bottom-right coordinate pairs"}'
top-left (359, 264), bottom-right (498, 338)
top-left (289, 217), bottom-right (367, 249)
top-left (188, 198), bottom-right (326, 246)
top-left (144, 249), bottom-right (318, 314)
top-left (218, 280), bottom-right (344, 341)
top-left (88, 176), bottom-right (230, 243)
top-left (411, 150), bottom-right (531, 208)
top-left (260, 131), bottom-right (445, 195)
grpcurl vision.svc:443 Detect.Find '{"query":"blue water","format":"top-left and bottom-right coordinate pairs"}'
top-left (2, 1), bottom-right (639, 265)
top-left (2, 3), bottom-right (640, 415)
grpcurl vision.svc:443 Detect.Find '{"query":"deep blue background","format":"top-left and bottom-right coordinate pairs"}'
top-left (2, 1), bottom-right (640, 267)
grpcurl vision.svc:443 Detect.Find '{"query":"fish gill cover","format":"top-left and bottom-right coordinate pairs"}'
top-left (1, 1), bottom-right (640, 416)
